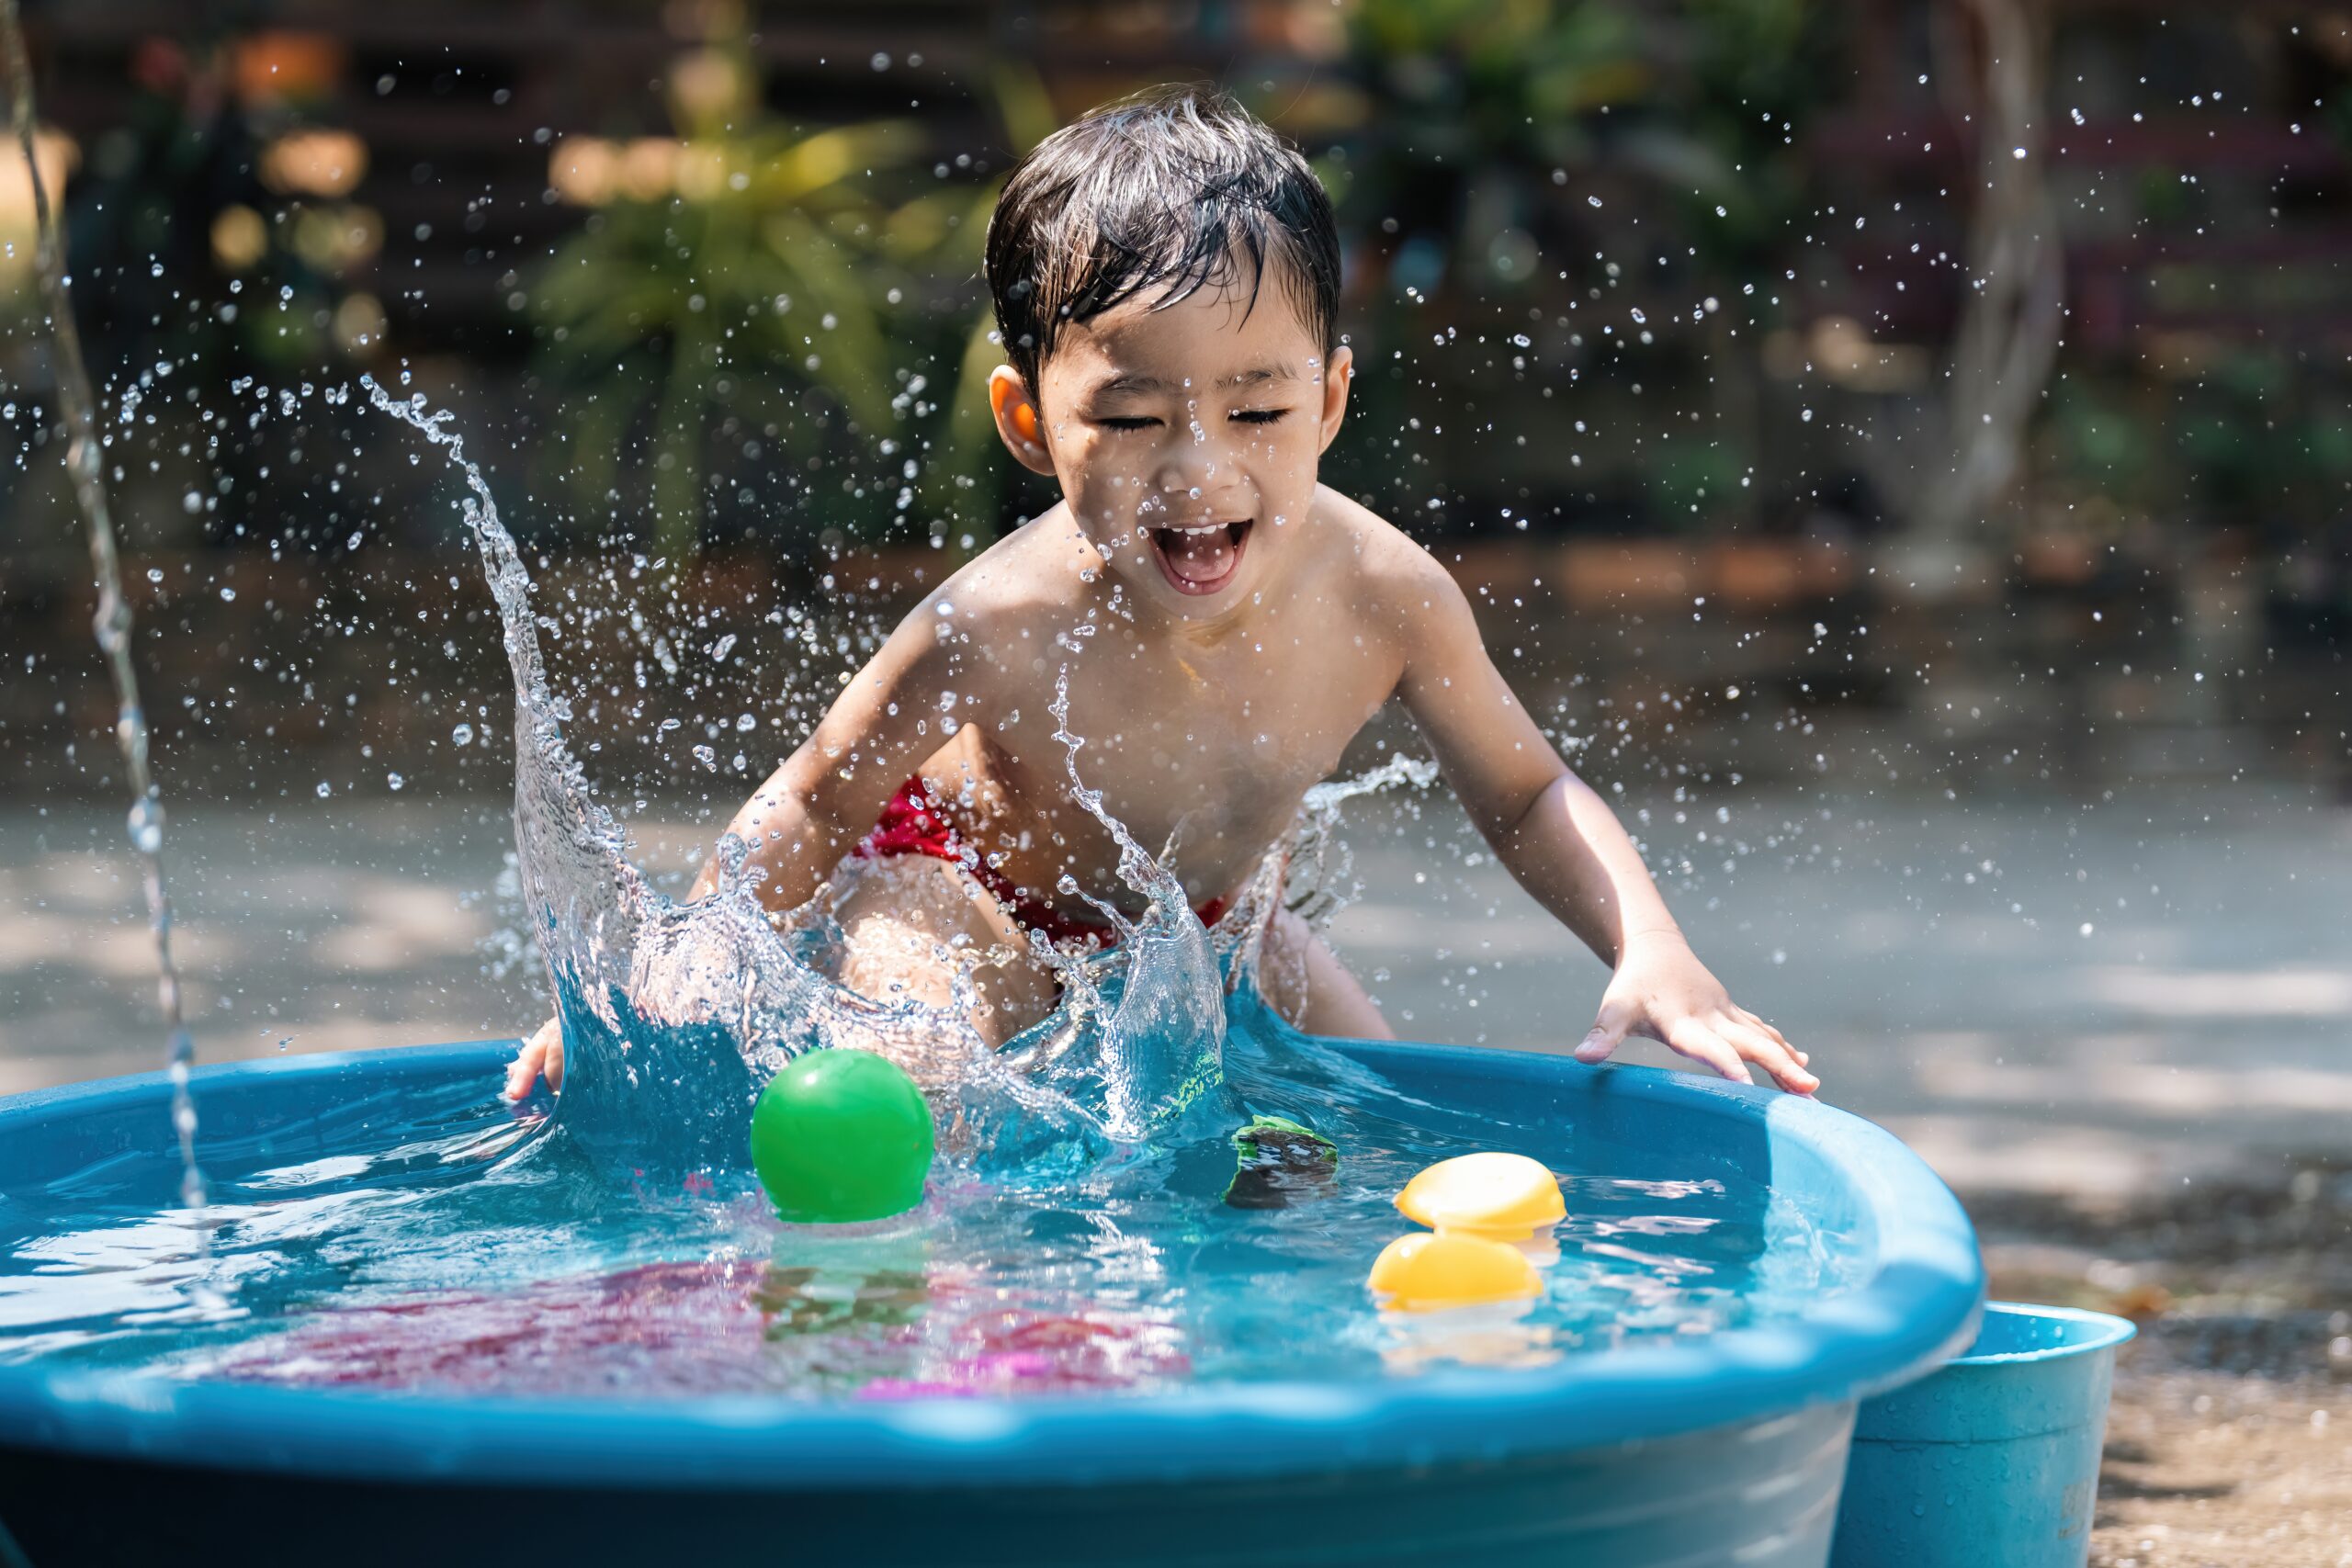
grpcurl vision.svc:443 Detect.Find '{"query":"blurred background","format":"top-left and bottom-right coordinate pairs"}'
top-left (0, 4), bottom-right (2345, 1556)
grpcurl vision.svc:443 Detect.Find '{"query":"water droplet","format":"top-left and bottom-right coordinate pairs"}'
top-left (387, 772), bottom-right (404, 791)
top-left (218, 586), bottom-right (236, 602)
top-left (316, 781), bottom-right (333, 798)
top-left (145, 567), bottom-right (164, 583)
top-left (451, 722), bottom-right (475, 747)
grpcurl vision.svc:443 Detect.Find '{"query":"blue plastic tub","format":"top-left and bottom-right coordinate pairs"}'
top-left (0, 1040), bottom-right (1984, 1568)
top-left (1832, 1302), bottom-right (2136, 1568)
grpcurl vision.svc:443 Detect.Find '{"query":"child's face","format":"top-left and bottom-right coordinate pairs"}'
top-left (989, 275), bottom-right (1352, 619)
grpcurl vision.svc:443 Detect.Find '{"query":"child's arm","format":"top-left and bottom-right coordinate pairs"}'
top-left (1386, 554), bottom-right (1816, 1093)
top-left (504, 610), bottom-right (959, 1097)
top-left (687, 623), bottom-right (958, 912)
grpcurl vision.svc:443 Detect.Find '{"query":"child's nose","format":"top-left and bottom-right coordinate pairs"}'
top-left (1153, 441), bottom-right (1226, 496)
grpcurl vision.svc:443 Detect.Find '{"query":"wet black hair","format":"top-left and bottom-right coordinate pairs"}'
top-left (984, 84), bottom-right (1341, 391)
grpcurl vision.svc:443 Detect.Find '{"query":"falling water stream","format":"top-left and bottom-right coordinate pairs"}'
top-left (1, 0), bottom-right (212, 1277)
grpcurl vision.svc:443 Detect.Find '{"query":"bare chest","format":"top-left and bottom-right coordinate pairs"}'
top-left (934, 634), bottom-right (1396, 905)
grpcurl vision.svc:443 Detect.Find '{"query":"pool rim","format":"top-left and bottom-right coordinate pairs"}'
top-left (0, 1038), bottom-right (1984, 1490)
top-left (1947, 1300), bottom-right (2139, 1365)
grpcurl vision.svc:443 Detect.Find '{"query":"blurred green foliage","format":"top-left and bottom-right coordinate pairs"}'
top-left (18, 4), bottom-right (2345, 572)
top-left (526, 38), bottom-right (1057, 559)
top-left (2046, 355), bottom-right (2352, 537)
top-left (530, 38), bottom-right (920, 558)
top-left (506, 0), bottom-right (2350, 561)
top-left (46, 39), bottom-right (374, 377)
top-left (1306, 0), bottom-right (1828, 531)
top-left (515, 0), bottom-right (1846, 555)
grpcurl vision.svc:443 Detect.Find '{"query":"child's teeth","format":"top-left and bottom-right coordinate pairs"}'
top-left (1159, 521), bottom-right (1240, 584)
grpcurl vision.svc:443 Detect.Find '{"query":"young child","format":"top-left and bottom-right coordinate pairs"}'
top-left (506, 85), bottom-right (1812, 1100)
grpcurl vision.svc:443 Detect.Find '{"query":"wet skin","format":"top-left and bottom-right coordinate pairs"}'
top-left (508, 276), bottom-right (1811, 1099)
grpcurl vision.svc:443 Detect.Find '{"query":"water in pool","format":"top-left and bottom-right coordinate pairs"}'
top-left (0, 380), bottom-right (1863, 1400)
top-left (0, 1012), bottom-right (1855, 1398)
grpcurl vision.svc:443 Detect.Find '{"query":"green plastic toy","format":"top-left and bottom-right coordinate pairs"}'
top-left (1224, 1112), bottom-right (1340, 1210)
top-left (749, 1049), bottom-right (935, 1223)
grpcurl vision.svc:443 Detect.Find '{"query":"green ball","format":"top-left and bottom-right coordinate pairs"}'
top-left (750, 1049), bottom-right (935, 1224)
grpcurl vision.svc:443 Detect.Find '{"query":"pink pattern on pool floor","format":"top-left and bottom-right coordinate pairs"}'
top-left (196, 1259), bottom-right (1189, 1399)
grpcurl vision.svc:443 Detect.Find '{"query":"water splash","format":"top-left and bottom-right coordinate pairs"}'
top-left (1222, 752), bottom-right (1442, 1013)
top-left (356, 377), bottom-right (1244, 1177)
top-left (3, 0), bottom-right (214, 1288)
top-left (1035, 664), bottom-right (1225, 1142)
top-left (353, 364), bottom-right (1440, 1176)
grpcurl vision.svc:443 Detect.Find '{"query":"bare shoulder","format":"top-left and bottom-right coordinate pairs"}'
top-left (1306, 485), bottom-right (1468, 625)
top-left (885, 503), bottom-right (1091, 688)
top-left (922, 503), bottom-right (1088, 618)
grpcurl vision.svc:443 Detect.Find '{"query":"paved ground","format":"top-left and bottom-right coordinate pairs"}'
top-left (1327, 782), bottom-right (2352, 1200)
top-left (2, 784), bottom-right (2346, 1562)
top-left (9, 784), bottom-right (2348, 1192)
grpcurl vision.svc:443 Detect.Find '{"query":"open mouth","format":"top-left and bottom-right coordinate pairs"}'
top-left (1146, 519), bottom-right (1252, 596)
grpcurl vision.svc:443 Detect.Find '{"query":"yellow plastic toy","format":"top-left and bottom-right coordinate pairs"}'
top-left (1394, 1152), bottom-right (1566, 1239)
top-left (1366, 1231), bottom-right (1543, 1313)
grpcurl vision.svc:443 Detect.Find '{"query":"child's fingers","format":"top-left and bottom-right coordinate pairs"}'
top-left (1664, 1020), bottom-right (1754, 1085)
top-left (1734, 1008), bottom-right (1806, 1067)
top-left (503, 1020), bottom-right (565, 1099)
top-left (1726, 1019), bottom-right (1816, 1093)
top-left (501, 1040), bottom-right (542, 1101)
top-left (1574, 997), bottom-right (1636, 1064)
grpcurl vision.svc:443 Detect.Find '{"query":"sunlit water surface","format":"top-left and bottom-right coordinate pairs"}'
top-left (0, 1003), bottom-right (1860, 1398)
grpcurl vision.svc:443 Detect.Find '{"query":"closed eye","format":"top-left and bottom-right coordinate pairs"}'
top-left (1231, 408), bottom-right (1290, 425)
top-left (1095, 416), bottom-right (1160, 431)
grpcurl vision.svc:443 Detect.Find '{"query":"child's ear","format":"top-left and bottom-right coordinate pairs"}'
top-left (988, 366), bottom-right (1058, 478)
top-left (1316, 344), bottom-right (1353, 456)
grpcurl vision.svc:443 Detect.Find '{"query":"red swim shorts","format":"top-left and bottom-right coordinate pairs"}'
top-left (855, 775), bottom-right (1225, 950)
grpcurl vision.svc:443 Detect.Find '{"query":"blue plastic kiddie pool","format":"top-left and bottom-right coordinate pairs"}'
top-left (0, 1040), bottom-right (1982, 1568)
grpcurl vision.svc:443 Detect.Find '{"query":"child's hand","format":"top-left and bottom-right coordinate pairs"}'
top-left (1571, 933), bottom-right (1816, 1094)
top-left (503, 1017), bottom-right (564, 1100)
